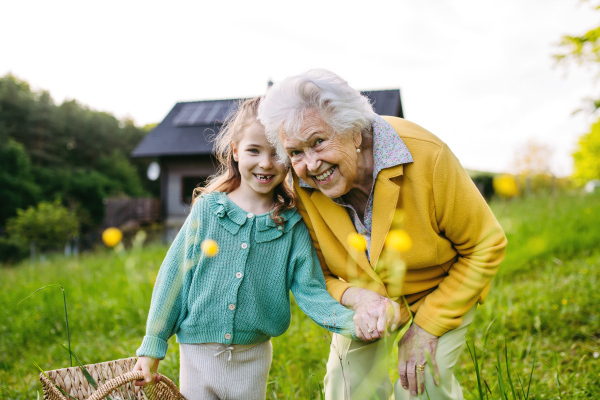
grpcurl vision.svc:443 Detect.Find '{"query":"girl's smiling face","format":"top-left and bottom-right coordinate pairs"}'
top-left (280, 109), bottom-right (361, 199)
top-left (232, 122), bottom-right (287, 198)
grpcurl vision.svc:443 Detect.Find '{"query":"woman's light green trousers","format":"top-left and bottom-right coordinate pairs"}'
top-left (324, 305), bottom-right (477, 400)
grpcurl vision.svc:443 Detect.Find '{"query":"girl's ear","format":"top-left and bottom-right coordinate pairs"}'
top-left (231, 142), bottom-right (239, 162)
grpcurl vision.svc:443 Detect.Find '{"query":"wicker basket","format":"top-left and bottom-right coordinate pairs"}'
top-left (39, 357), bottom-right (185, 400)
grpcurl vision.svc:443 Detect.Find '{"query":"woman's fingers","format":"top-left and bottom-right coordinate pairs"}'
top-left (417, 352), bottom-right (426, 395)
top-left (426, 340), bottom-right (441, 386)
top-left (376, 312), bottom-right (388, 337)
top-left (354, 321), bottom-right (366, 341)
top-left (407, 361), bottom-right (417, 396)
top-left (390, 300), bottom-right (402, 330)
top-left (398, 360), bottom-right (408, 390)
top-left (354, 316), bottom-right (373, 341)
top-left (354, 313), bottom-right (377, 341)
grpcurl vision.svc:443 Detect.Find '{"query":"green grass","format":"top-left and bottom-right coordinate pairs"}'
top-left (491, 191), bottom-right (600, 276)
top-left (1, 192), bottom-right (599, 399)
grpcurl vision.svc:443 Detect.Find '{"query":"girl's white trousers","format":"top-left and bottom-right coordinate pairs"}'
top-left (179, 341), bottom-right (272, 400)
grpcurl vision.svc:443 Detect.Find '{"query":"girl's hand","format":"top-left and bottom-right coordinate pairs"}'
top-left (133, 356), bottom-right (161, 386)
top-left (398, 322), bottom-right (440, 396)
top-left (341, 287), bottom-right (402, 341)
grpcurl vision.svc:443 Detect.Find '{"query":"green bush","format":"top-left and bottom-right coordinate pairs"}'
top-left (573, 117), bottom-right (600, 185)
top-left (6, 200), bottom-right (79, 252)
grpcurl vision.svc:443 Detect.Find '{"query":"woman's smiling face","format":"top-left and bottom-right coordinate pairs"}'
top-left (280, 109), bottom-right (361, 198)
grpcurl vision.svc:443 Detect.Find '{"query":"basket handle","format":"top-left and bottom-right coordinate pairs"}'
top-left (87, 371), bottom-right (182, 400)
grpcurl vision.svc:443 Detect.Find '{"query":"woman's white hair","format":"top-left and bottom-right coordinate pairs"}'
top-left (258, 69), bottom-right (375, 165)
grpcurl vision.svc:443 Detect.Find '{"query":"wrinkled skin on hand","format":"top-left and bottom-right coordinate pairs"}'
top-left (398, 322), bottom-right (440, 396)
top-left (342, 287), bottom-right (402, 341)
top-left (133, 356), bottom-right (161, 386)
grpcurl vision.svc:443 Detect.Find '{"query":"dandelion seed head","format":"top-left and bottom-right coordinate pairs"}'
top-left (201, 239), bottom-right (219, 257)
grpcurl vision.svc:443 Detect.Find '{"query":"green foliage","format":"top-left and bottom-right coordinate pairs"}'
top-left (0, 73), bottom-right (156, 232)
top-left (555, 1), bottom-right (600, 113)
top-left (556, 3), bottom-right (600, 178)
top-left (492, 192), bottom-right (600, 275)
top-left (97, 151), bottom-right (147, 197)
top-left (141, 123), bottom-right (158, 133)
top-left (572, 118), bottom-right (600, 184)
top-left (0, 138), bottom-right (40, 226)
top-left (6, 200), bottom-right (79, 251)
top-left (1, 192), bottom-right (599, 399)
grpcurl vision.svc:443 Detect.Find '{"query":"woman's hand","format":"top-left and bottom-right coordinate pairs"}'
top-left (133, 356), bottom-right (161, 386)
top-left (341, 287), bottom-right (402, 341)
top-left (398, 322), bottom-right (440, 396)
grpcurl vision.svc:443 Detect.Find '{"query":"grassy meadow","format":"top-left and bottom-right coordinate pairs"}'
top-left (1, 191), bottom-right (599, 399)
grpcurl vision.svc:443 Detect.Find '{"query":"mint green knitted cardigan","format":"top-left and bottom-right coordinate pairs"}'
top-left (137, 192), bottom-right (357, 359)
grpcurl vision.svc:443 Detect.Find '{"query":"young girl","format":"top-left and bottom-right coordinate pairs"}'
top-left (133, 98), bottom-right (358, 400)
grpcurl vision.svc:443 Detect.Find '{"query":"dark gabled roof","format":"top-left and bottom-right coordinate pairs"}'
top-left (131, 89), bottom-right (403, 157)
top-left (362, 89), bottom-right (404, 119)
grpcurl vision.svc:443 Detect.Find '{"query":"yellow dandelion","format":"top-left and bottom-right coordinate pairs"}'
top-left (391, 210), bottom-right (405, 229)
top-left (347, 233), bottom-right (367, 252)
top-left (201, 239), bottom-right (219, 257)
top-left (102, 227), bottom-right (123, 248)
top-left (385, 229), bottom-right (413, 253)
top-left (561, 299), bottom-right (568, 306)
top-left (493, 174), bottom-right (519, 198)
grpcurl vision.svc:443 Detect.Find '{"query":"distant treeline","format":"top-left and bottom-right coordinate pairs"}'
top-left (0, 74), bottom-right (158, 232)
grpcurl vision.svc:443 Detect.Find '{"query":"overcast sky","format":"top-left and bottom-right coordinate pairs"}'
top-left (1, 0), bottom-right (597, 176)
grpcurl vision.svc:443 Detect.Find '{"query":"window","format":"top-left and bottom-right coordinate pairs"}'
top-left (181, 176), bottom-right (208, 205)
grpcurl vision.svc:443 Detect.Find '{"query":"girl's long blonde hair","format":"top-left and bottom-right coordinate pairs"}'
top-left (192, 97), bottom-right (295, 226)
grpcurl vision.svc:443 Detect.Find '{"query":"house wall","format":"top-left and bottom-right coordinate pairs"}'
top-left (161, 156), bottom-right (217, 229)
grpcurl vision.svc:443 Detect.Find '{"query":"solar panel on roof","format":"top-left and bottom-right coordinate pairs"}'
top-left (173, 103), bottom-right (203, 126)
top-left (172, 102), bottom-right (230, 127)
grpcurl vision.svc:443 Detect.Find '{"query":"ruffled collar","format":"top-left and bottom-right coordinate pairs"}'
top-left (205, 192), bottom-right (302, 242)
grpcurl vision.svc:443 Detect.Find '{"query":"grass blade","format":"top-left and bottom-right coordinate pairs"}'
top-left (19, 284), bottom-right (72, 367)
top-left (526, 353), bottom-right (535, 399)
top-left (482, 318), bottom-right (496, 347)
top-left (516, 371), bottom-right (526, 399)
top-left (496, 347), bottom-right (508, 400)
top-left (504, 340), bottom-right (518, 400)
top-left (467, 341), bottom-right (486, 400)
top-left (31, 358), bottom-right (78, 400)
top-left (484, 379), bottom-right (492, 399)
top-left (56, 342), bottom-right (113, 400)
top-left (424, 349), bottom-right (441, 385)
top-left (554, 352), bottom-right (562, 399)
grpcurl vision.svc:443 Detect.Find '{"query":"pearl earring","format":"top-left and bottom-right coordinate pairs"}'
top-left (356, 148), bottom-right (361, 153)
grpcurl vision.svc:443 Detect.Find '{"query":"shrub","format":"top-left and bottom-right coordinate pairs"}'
top-left (6, 200), bottom-right (79, 252)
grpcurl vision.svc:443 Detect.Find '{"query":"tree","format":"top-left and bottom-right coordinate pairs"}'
top-left (556, 1), bottom-right (600, 182)
top-left (573, 119), bottom-right (600, 184)
top-left (0, 73), bottom-right (155, 229)
top-left (6, 200), bottom-right (79, 252)
top-left (0, 138), bottom-right (40, 225)
top-left (512, 139), bottom-right (553, 176)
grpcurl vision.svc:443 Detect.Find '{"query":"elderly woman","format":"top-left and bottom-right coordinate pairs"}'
top-left (258, 69), bottom-right (507, 400)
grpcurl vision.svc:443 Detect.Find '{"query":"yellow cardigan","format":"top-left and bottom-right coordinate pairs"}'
top-left (294, 116), bottom-right (507, 337)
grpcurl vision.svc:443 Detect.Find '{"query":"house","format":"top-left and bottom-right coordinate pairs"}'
top-left (131, 89), bottom-right (404, 229)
